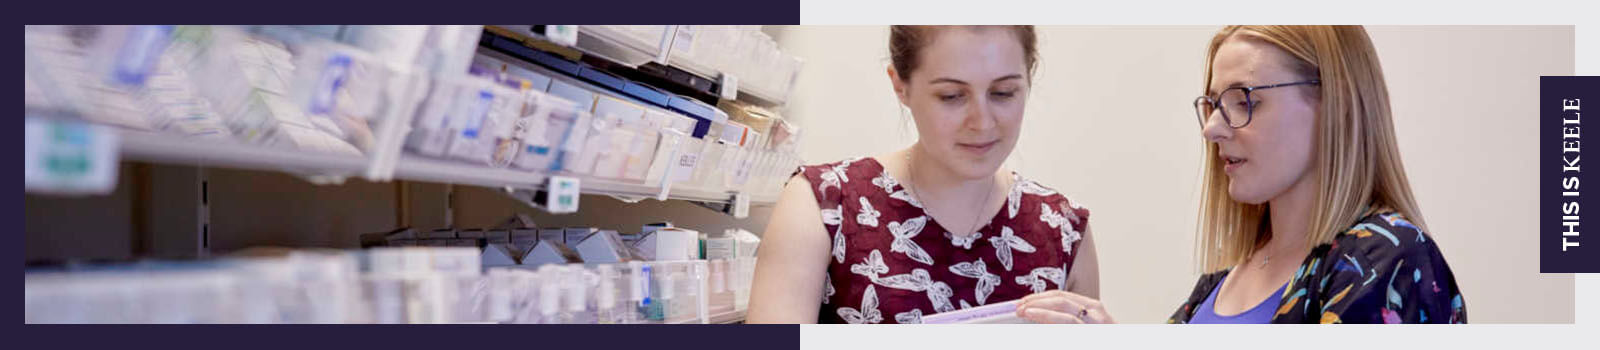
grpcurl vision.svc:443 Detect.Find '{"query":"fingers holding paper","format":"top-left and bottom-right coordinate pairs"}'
top-left (1015, 290), bottom-right (1115, 324)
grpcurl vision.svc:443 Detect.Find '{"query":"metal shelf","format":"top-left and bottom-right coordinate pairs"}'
top-left (114, 129), bottom-right (784, 214)
top-left (392, 155), bottom-right (547, 190)
top-left (576, 26), bottom-right (674, 67)
top-left (488, 25), bottom-right (792, 107)
top-left (119, 129), bottom-right (370, 178)
top-left (114, 127), bottom-right (776, 210)
top-left (667, 53), bottom-right (788, 107)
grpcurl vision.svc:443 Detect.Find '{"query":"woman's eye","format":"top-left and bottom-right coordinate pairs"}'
top-left (991, 90), bottom-right (1017, 99)
top-left (939, 93), bottom-right (966, 102)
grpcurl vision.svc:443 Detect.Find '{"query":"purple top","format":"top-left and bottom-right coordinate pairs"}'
top-left (1188, 275), bottom-right (1287, 324)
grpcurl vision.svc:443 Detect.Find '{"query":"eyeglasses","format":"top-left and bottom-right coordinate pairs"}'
top-left (1193, 80), bottom-right (1319, 129)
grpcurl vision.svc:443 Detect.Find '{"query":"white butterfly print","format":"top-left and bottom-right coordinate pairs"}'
top-left (944, 231), bottom-right (980, 250)
top-left (856, 197), bottom-right (881, 228)
top-left (989, 226), bottom-right (1037, 271)
top-left (1014, 265), bottom-right (1068, 293)
top-left (889, 189), bottom-right (925, 208)
top-left (871, 268), bottom-right (933, 292)
top-left (823, 274), bottom-right (835, 304)
top-left (894, 309), bottom-right (924, 324)
top-left (821, 205), bottom-right (843, 226)
top-left (823, 205), bottom-right (847, 263)
top-left (1040, 203), bottom-right (1083, 254)
top-left (928, 281), bottom-right (955, 313)
top-left (871, 172), bottom-right (899, 193)
top-left (1017, 177), bottom-right (1057, 196)
top-left (840, 156), bottom-right (864, 167)
top-left (832, 224), bottom-right (848, 264)
top-left (949, 259), bottom-right (1002, 305)
top-left (850, 250), bottom-right (890, 279)
top-left (889, 216), bottom-right (934, 265)
top-left (1008, 174), bottom-right (1058, 219)
top-left (837, 285), bottom-right (883, 324)
top-left (1060, 228), bottom-right (1082, 255)
top-left (960, 300), bottom-right (974, 310)
top-left (862, 264), bottom-right (954, 315)
top-left (1007, 184), bottom-right (1024, 219)
top-left (817, 163), bottom-right (850, 195)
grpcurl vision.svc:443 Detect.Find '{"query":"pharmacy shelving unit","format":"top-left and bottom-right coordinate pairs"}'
top-left (471, 26), bottom-right (801, 214)
top-left (25, 25), bottom-right (786, 324)
top-left (28, 26), bottom-right (795, 218)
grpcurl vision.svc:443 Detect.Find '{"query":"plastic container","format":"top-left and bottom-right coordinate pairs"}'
top-left (510, 92), bottom-right (577, 172)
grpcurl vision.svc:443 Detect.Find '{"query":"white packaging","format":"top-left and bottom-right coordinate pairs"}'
top-left (638, 228), bottom-right (699, 262)
top-left (703, 237), bottom-right (736, 261)
top-left (589, 96), bottom-right (645, 178)
top-left (406, 77), bottom-right (463, 156)
top-left (512, 93), bottom-right (576, 171)
top-left (444, 79), bottom-right (518, 165)
top-left (624, 110), bottom-right (670, 182)
top-left (729, 229), bottom-right (761, 258)
top-left (567, 111), bottom-right (612, 175)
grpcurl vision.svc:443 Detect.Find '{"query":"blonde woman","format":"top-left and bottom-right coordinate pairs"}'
top-left (1159, 25), bottom-right (1465, 323)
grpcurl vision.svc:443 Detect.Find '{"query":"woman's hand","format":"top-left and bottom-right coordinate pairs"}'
top-left (1015, 290), bottom-right (1115, 324)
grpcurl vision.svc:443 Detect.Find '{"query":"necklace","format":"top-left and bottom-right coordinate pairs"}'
top-left (1252, 251), bottom-right (1272, 268)
top-left (903, 151), bottom-right (997, 237)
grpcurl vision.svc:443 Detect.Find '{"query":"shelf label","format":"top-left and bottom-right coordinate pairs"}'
top-left (732, 192), bottom-right (750, 219)
top-left (670, 148), bottom-right (699, 184)
top-left (547, 25), bottom-right (579, 47)
top-left (719, 73), bottom-right (738, 100)
top-left (733, 148), bottom-right (755, 186)
top-left (672, 26), bottom-right (697, 55)
top-left (25, 118), bottom-right (120, 195)
top-left (546, 175), bottom-right (581, 214)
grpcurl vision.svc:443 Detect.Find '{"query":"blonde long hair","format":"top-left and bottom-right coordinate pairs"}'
top-left (1195, 25), bottom-right (1428, 272)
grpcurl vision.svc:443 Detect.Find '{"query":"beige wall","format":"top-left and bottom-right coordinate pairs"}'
top-left (771, 25), bottom-right (1574, 323)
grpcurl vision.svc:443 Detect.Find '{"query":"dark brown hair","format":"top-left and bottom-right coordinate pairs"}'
top-left (889, 25), bottom-right (1039, 82)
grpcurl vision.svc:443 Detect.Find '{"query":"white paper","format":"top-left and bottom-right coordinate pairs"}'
top-left (921, 300), bottom-right (1030, 324)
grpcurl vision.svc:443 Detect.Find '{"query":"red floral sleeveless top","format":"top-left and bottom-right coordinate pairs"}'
top-left (797, 157), bottom-right (1090, 324)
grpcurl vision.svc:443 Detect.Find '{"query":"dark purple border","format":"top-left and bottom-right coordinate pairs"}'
top-left (13, 0), bottom-right (800, 24)
top-left (19, 324), bottom-right (800, 349)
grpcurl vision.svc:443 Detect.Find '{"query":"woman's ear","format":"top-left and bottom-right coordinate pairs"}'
top-left (888, 66), bottom-right (910, 107)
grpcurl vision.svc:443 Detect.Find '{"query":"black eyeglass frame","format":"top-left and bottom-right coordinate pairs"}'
top-left (1194, 79), bottom-right (1321, 129)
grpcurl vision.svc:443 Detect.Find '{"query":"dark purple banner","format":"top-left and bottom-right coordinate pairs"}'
top-left (1542, 76), bottom-right (1599, 273)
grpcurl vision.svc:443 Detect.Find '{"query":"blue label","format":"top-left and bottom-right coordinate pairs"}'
top-left (461, 90), bottom-right (493, 139)
top-left (111, 25), bottom-right (174, 87)
top-left (310, 54), bottom-right (351, 116)
top-left (640, 265), bottom-right (653, 307)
